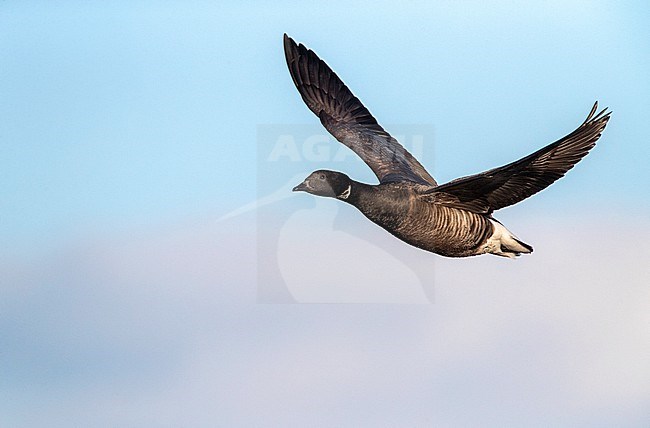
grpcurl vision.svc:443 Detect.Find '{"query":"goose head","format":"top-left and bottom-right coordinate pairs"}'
top-left (293, 170), bottom-right (352, 199)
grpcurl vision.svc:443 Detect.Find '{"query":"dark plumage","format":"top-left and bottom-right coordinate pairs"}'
top-left (284, 34), bottom-right (611, 258)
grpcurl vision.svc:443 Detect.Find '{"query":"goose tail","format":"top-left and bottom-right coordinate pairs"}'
top-left (486, 219), bottom-right (533, 259)
top-left (501, 236), bottom-right (534, 256)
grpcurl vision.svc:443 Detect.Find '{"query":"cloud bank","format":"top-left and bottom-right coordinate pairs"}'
top-left (1, 210), bottom-right (648, 427)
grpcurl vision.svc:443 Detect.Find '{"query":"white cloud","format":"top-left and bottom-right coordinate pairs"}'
top-left (1, 212), bottom-right (648, 427)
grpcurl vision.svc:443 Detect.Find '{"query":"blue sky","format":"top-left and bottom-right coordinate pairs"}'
top-left (1, 1), bottom-right (649, 426)
top-left (2, 0), bottom-right (649, 253)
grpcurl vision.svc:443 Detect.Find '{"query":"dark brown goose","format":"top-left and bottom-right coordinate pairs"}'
top-left (285, 34), bottom-right (611, 258)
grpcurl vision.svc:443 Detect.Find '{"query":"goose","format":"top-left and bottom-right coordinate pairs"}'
top-left (284, 34), bottom-right (611, 258)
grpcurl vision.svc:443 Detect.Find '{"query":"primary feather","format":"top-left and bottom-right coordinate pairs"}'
top-left (284, 34), bottom-right (437, 186)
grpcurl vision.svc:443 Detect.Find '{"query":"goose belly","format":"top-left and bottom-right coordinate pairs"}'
top-left (389, 204), bottom-right (493, 257)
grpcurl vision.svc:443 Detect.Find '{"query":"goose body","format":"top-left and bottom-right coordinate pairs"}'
top-left (326, 180), bottom-right (526, 258)
top-left (284, 34), bottom-right (610, 258)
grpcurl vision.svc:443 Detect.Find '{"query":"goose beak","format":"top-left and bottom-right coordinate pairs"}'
top-left (292, 181), bottom-right (309, 192)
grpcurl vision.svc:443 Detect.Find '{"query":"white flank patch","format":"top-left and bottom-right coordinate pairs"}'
top-left (484, 219), bottom-right (518, 258)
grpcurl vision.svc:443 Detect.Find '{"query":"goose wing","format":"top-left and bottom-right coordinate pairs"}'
top-left (423, 103), bottom-right (611, 214)
top-left (283, 34), bottom-right (436, 186)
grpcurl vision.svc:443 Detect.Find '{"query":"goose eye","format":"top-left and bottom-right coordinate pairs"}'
top-left (319, 174), bottom-right (325, 180)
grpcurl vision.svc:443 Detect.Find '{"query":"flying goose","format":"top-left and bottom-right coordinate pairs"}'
top-left (284, 34), bottom-right (611, 258)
